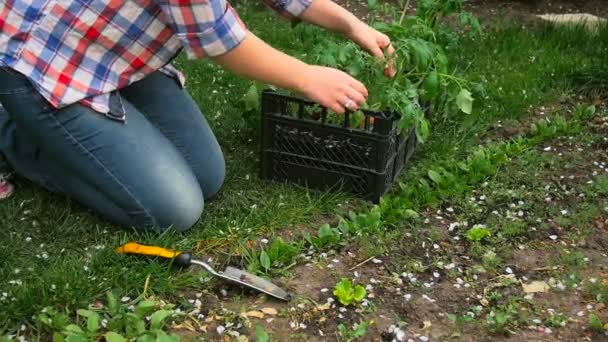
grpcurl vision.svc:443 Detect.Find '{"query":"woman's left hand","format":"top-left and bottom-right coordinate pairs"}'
top-left (346, 22), bottom-right (396, 77)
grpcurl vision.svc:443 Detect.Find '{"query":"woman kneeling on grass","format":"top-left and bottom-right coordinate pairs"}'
top-left (0, 0), bottom-right (394, 231)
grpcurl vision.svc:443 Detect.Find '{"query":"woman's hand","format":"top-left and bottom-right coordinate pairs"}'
top-left (296, 65), bottom-right (368, 114)
top-left (299, 0), bottom-right (395, 77)
top-left (346, 22), bottom-right (396, 77)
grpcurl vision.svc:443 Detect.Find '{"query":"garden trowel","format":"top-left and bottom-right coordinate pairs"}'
top-left (115, 242), bottom-right (290, 301)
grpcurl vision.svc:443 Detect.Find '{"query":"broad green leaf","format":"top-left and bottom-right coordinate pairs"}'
top-left (350, 110), bottom-right (365, 128)
top-left (346, 62), bottom-right (361, 77)
top-left (52, 333), bottom-right (65, 342)
top-left (590, 313), bottom-right (603, 331)
top-left (333, 278), bottom-right (354, 306)
top-left (427, 170), bottom-right (443, 185)
top-left (76, 309), bottom-right (94, 318)
top-left (137, 334), bottom-right (156, 342)
top-left (456, 89), bottom-right (474, 114)
top-left (318, 224), bottom-right (336, 240)
top-left (155, 330), bottom-right (180, 342)
top-left (86, 313), bottom-right (100, 333)
top-left (416, 118), bottom-right (430, 143)
top-left (242, 83), bottom-right (259, 112)
top-left (149, 310), bottom-right (174, 331)
top-left (495, 312), bottom-right (507, 325)
top-left (353, 285), bottom-right (366, 302)
top-left (403, 209), bottom-right (419, 219)
top-left (65, 336), bottom-right (87, 342)
top-left (367, 0), bottom-right (377, 10)
top-left (260, 250), bottom-right (271, 271)
top-left (303, 232), bottom-right (313, 245)
top-left (63, 324), bottom-right (84, 335)
top-left (465, 226), bottom-right (491, 242)
top-left (135, 300), bottom-right (157, 317)
top-left (423, 71), bottom-right (439, 98)
top-left (410, 40), bottom-right (432, 70)
top-left (337, 45), bottom-right (349, 64)
top-left (126, 313), bottom-right (146, 337)
top-left (318, 48), bottom-right (337, 67)
top-left (447, 313), bottom-right (457, 323)
top-left (107, 292), bottom-right (120, 315)
top-left (105, 332), bottom-right (126, 342)
top-left (255, 325), bottom-right (270, 342)
top-left (353, 322), bottom-right (368, 337)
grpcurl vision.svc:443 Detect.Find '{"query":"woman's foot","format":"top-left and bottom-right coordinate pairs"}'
top-left (0, 174), bottom-right (14, 200)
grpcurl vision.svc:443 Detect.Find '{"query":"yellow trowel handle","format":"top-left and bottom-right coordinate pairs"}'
top-left (116, 242), bottom-right (192, 268)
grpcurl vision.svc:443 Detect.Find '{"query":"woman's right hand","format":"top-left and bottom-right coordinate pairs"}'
top-left (296, 65), bottom-right (368, 114)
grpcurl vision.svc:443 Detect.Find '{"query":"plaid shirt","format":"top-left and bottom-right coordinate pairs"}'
top-left (0, 0), bottom-right (311, 121)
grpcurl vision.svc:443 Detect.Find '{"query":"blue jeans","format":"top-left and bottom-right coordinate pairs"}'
top-left (0, 68), bottom-right (225, 232)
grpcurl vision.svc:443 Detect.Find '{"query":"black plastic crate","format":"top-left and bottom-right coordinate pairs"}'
top-left (260, 90), bottom-right (417, 203)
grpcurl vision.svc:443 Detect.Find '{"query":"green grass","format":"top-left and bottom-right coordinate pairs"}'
top-left (2, 2), bottom-right (608, 338)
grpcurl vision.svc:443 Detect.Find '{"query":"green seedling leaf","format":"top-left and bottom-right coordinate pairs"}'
top-left (242, 83), bottom-right (260, 112)
top-left (367, 0), bottom-right (377, 10)
top-left (465, 225), bottom-right (491, 242)
top-left (65, 336), bottom-right (87, 342)
top-left (87, 314), bottom-right (100, 333)
top-left (403, 209), bottom-right (420, 219)
top-left (107, 291), bottom-right (120, 315)
top-left (589, 313), bottom-right (603, 331)
top-left (149, 310), bottom-right (174, 331)
top-left (423, 71), bottom-right (439, 98)
top-left (333, 278), bottom-right (366, 306)
top-left (64, 324), bottom-right (84, 335)
top-left (76, 309), bottom-right (94, 318)
top-left (136, 335), bottom-right (156, 342)
top-left (255, 325), bottom-right (270, 342)
top-left (353, 322), bottom-right (368, 338)
top-left (456, 89), bottom-right (474, 114)
top-left (260, 250), bottom-right (271, 271)
top-left (353, 285), bottom-right (366, 302)
top-left (52, 333), bottom-right (65, 342)
top-left (77, 309), bottom-right (100, 332)
top-left (126, 313), bottom-right (147, 336)
top-left (350, 110), bottom-right (366, 128)
top-left (155, 330), bottom-right (179, 342)
top-left (105, 332), bottom-right (126, 342)
top-left (318, 224), bottom-right (334, 239)
top-left (135, 300), bottom-right (157, 317)
top-left (495, 312), bottom-right (508, 325)
top-left (334, 278), bottom-right (354, 306)
top-left (427, 170), bottom-right (443, 185)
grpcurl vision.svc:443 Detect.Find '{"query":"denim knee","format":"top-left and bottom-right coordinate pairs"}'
top-left (146, 184), bottom-right (204, 232)
top-left (202, 153), bottom-right (225, 200)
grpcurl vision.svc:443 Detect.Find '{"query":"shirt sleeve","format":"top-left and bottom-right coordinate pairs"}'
top-left (262, 0), bottom-right (313, 22)
top-left (154, 0), bottom-right (248, 58)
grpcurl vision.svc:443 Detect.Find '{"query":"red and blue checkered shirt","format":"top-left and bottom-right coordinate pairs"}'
top-left (0, 0), bottom-right (311, 121)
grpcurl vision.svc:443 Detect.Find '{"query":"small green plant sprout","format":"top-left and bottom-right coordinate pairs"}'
top-left (589, 313), bottom-right (608, 333)
top-left (333, 278), bottom-right (367, 306)
top-left (256, 237), bottom-right (302, 274)
top-left (337, 321), bottom-right (369, 341)
top-left (35, 291), bottom-right (182, 342)
top-left (465, 224), bottom-right (491, 242)
top-left (304, 223), bottom-right (341, 249)
top-left (255, 325), bottom-right (270, 342)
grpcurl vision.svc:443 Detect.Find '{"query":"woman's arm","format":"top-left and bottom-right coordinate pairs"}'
top-left (300, 0), bottom-right (395, 74)
top-left (211, 32), bottom-right (368, 113)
